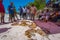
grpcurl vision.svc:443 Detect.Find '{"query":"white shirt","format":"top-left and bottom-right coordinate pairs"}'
top-left (23, 8), bottom-right (27, 13)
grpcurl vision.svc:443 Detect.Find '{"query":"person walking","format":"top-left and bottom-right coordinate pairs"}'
top-left (8, 2), bottom-right (15, 23)
top-left (14, 6), bottom-right (18, 21)
top-left (26, 6), bottom-right (31, 20)
top-left (30, 4), bottom-right (37, 20)
top-left (19, 6), bottom-right (23, 19)
top-left (22, 7), bottom-right (27, 19)
top-left (0, 0), bottom-right (5, 24)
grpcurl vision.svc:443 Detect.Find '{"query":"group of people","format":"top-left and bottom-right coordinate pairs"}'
top-left (0, 0), bottom-right (37, 24)
top-left (8, 2), bottom-right (37, 22)
top-left (0, 0), bottom-right (60, 24)
top-left (38, 8), bottom-right (60, 22)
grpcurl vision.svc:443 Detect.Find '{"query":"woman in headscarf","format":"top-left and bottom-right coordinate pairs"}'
top-left (0, 0), bottom-right (5, 24)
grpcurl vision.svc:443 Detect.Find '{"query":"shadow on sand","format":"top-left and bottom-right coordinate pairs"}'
top-left (0, 27), bottom-right (11, 33)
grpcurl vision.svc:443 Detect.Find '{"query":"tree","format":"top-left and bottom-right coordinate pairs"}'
top-left (28, 0), bottom-right (46, 10)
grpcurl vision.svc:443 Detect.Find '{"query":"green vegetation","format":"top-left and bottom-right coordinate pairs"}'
top-left (28, 0), bottom-right (46, 10)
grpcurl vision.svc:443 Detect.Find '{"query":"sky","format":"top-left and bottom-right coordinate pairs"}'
top-left (46, 0), bottom-right (50, 4)
top-left (2, 0), bottom-right (52, 13)
top-left (3, 0), bottom-right (34, 13)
